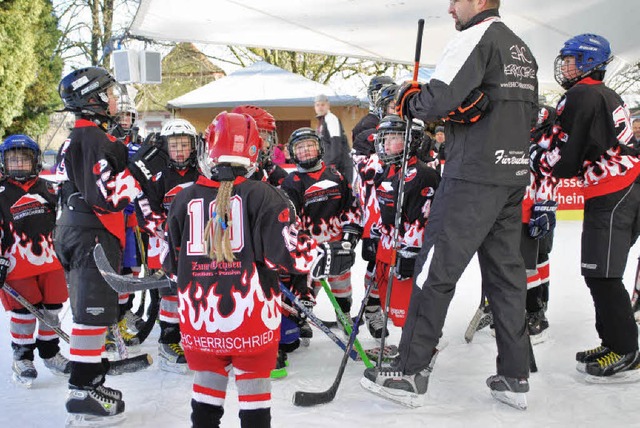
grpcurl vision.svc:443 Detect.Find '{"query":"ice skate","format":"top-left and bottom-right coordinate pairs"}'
top-left (12, 359), bottom-right (37, 388)
top-left (270, 349), bottom-right (288, 379)
top-left (158, 343), bottom-right (189, 374)
top-left (43, 352), bottom-right (71, 376)
top-left (364, 306), bottom-right (388, 340)
top-left (486, 375), bottom-right (529, 410)
top-left (527, 310), bottom-right (549, 345)
top-left (123, 310), bottom-right (145, 334)
top-left (360, 341), bottom-right (446, 408)
top-left (575, 345), bottom-right (610, 373)
top-left (584, 350), bottom-right (640, 384)
top-left (299, 321), bottom-right (312, 347)
top-left (65, 386), bottom-right (125, 427)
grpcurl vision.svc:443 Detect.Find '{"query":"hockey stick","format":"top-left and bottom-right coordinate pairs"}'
top-left (280, 285), bottom-right (397, 363)
top-left (293, 280), bottom-right (374, 407)
top-left (377, 18), bottom-right (425, 368)
top-left (631, 256), bottom-right (640, 312)
top-left (3, 282), bottom-right (152, 375)
top-left (280, 283), bottom-right (359, 361)
top-left (94, 243), bottom-right (171, 292)
top-left (529, 336), bottom-right (538, 373)
top-left (318, 278), bottom-right (373, 368)
top-left (464, 294), bottom-right (491, 343)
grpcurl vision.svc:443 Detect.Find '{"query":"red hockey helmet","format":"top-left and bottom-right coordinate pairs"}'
top-left (232, 105), bottom-right (277, 167)
top-left (199, 112), bottom-right (262, 179)
top-left (231, 105), bottom-right (276, 131)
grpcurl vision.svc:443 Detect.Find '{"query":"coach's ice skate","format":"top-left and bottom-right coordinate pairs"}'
top-left (486, 375), bottom-right (529, 410)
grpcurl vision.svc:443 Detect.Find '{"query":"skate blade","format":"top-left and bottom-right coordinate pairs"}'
top-left (584, 369), bottom-right (640, 384)
top-left (270, 367), bottom-right (288, 380)
top-left (490, 390), bottom-right (527, 410)
top-left (529, 330), bottom-right (549, 346)
top-left (159, 358), bottom-right (190, 375)
top-left (360, 377), bottom-right (427, 408)
top-left (11, 373), bottom-right (34, 388)
top-left (65, 413), bottom-right (126, 427)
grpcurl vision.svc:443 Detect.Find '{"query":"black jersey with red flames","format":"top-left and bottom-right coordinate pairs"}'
top-left (534, 78), bottom-right (640, 200)
top-left (0, 178), bottom-right (62, 280)
top-left (56, 119), bottom-right (142, 246)
top-left (374, 157), bottom-right (440, 264)
top-left (163, 176), bottom-right (322, 362)
top-left (281, 163), bottom-right (361, 243)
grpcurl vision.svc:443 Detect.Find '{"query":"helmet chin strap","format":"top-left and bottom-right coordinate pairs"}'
top-left (295, 161), bottom-right (323, 173)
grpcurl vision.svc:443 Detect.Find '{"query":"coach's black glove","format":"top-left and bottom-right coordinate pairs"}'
top-left (311, 242), bottom-right (356, 279)
top-left (395, 81), bottom-right (421, 120)
top-left (128, 144), bottom-right (169, 186)
top-left (445, 88), bottom-right (489, 124)
top-left (529, 201), bottom-right (558, 239)
top-left (0, 257), bottom-right (10, 287)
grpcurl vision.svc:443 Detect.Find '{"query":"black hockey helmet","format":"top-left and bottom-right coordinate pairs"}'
top-left (288, 127), bottom-right (324, 170)
top-left (0, 134), bottom-right (42, 181)
top-left (58, 67), bottom-right (116, 118)
top-left (368, 76), bottom-right (395, 109)
top-left (376, 84), bottom-right (400, 119)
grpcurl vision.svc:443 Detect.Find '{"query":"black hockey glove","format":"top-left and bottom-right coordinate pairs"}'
top-left (394, 246), bottom-right (420, 280)
top-left (128, 144), bottom-right (169, 187)
top-left (0, 256), bottom-right (10, 287)
top-left (529, 201), bottom-right (558, 239)
top-left (361, 237), bottom-right (379, 263)
top-left (342, 224), bottom-right (363, 249)
top-left (293, 289), bottom-right (316, 326)
top-left (310, 242), bottom-right (356, 279)
top-left (445, 88), bottom-right (489, 124)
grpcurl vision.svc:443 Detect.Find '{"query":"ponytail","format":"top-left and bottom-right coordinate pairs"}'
top-left (204, 180), bottom-right (235, 262)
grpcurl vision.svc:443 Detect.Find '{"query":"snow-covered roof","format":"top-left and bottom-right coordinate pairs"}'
top-left (167, 61), bottom-right (361, 109)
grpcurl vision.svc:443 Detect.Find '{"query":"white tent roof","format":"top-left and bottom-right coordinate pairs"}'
top-left (167, 61), bottom-right (360, 109)
top-left (132, 0), bottom-right (638, 90)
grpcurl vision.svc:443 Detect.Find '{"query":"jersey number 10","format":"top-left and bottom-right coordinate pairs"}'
top-left (186, 196), bottom-right (244, 256)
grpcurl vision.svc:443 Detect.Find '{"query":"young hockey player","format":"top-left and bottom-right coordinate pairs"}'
top-left (135, 118), bottom-right (200, 373)
top-left (231, 105), bottom-right (299, 377)
top-left (162, 111), bottom-right (355, 428)
top-left (370, 115), bottom-right (440, 329)
top-left (231, 105), bottom-right (288, 187)
top-left (0, 135), bottom-right (70, 387)
top-left (281, 127), bottom-right (362, 334)
top-left (56, 66), bottom-right (168, 425)
top-left (532, 34), bottom-right (640, 380)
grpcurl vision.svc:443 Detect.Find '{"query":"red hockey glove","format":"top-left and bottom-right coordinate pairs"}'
top-left (445, 88), bottom-right (489, 124)
top-left (395, 81), bottom-right (421, 120)
top-left (0, 257), bottom-right (10, 287)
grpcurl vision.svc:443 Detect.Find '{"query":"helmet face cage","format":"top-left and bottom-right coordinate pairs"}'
top-left (161, 119), bottom-right (198, 169)
top-left (554, 34), bottom-right (612, 89)
top-left (375, 115), bottom-right (407, 165)
top-left (288, 128), bottom-right (323, 170)
top-left (58, 67), bottom-right (116, 118)
top-left (0, 135), bottom-right (41, 181)
top-left (114, 84), bottom-right (137, 130)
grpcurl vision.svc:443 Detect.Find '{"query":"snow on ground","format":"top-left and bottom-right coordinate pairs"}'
top-left (0, 220), bottom-right (639, 427)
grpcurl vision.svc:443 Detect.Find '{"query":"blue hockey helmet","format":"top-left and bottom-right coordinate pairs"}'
top-left (554, 34), bottom-right (612, 89)
top-left (0, 134), bottom-right (42, 181)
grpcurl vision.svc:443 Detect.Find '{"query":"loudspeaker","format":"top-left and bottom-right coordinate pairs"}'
top-left (139, 51), bottom-right (162, 84)
top-left (112, 50), bottom-right (140, 84)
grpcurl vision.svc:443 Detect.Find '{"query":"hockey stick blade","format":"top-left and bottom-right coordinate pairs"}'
top-left (93, 244), bottom-right (171, 292)
top-left (108, 353), bottom-right (153, 376)
top-left (464, 306), bottom-right (485, 343)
